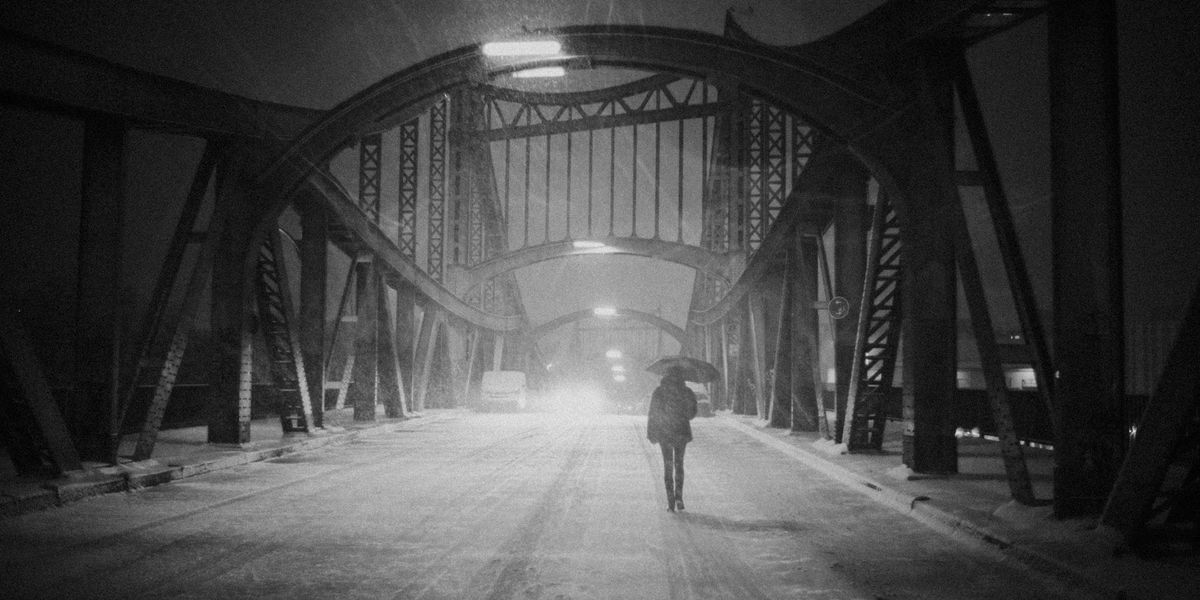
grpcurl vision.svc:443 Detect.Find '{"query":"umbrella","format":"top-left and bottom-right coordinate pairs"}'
top-left (646, 355), bottom-right (720, 383)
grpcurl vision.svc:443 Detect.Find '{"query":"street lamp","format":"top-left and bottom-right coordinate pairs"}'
top-left (481, 40), bottom-right (562, 57)
top-left (513, 66), bottom-right (566, 78)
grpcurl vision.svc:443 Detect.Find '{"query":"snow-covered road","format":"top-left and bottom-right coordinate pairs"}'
top-left (1, 413), bottom-right (1074, 599)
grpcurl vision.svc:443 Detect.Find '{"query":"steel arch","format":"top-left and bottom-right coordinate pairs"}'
top-left (252, 8), bottom-right (987, 331)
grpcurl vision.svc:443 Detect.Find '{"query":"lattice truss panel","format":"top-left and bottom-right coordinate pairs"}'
top-left (743, 99), bottom-right (816, 253)
top-left (326, 79), bottom-right (820, 318)
top-left (481, 76), bottom-right (718, 250)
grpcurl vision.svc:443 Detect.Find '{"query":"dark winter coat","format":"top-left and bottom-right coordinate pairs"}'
top-left (646, 375), bottom-right (698, 445)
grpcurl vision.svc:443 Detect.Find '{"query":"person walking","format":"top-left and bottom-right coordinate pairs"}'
top-left (646, 366), bottom-right (698, 512)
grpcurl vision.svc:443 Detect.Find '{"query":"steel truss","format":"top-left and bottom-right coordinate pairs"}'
top-left (479, 75), bottom-right (722, 141)
top-left (398, 119), bottom-right (420, 258)
top-left (427, 95), bottom-right (448, 282)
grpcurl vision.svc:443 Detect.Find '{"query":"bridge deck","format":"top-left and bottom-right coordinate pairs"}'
top-left (0, 411), bottom-right (1137, 599)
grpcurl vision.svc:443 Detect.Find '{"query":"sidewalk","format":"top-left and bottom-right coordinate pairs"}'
top-left (719, 413), bottom-right (1198, 600)
top-left (0, 408), bottom-right (448, 518)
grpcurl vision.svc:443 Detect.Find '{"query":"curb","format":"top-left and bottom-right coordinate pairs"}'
top-left (1, 413), bottom-right (447, 519)
top-left (717, 417), bottom-right (1124, 600)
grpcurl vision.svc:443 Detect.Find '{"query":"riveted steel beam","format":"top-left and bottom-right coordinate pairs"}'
top-left (304, 170), bottom-right (522, 331)
top-left (529, 308), bottom-right (687, 346)
top-left (462, 237), bottom-right (732, 294)
top-left (690, 149), bottom-right (860, 326)
top-left (0, 30), bottom-right (322, 139)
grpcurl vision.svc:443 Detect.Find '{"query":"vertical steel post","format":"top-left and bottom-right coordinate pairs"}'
top-left (348, 259), bottom-right (378, 421)
top-left (833, 170), bottom-right (869, 442)
top-left (747, 293), bottom-right (768, 419)
top-left (790, 232), bottom-right (822, 432)
top-left (768, 246), bottom-right (794, 428)
top-left (1049, 0), bottom-right (1125, 517)
top-left (76, 118), bottom-right (125, 462)
top-left (898, 52), bottom-right (960, 474)
top-left (206, 154), bottom-right (258, 445)
top-left (299, 200), bottom-right (327, 427)
top-left (394, 280), bottom-right (418, 413)
top-left (412, 307), bottom-right (439, 412)
top-left (376, 279), bottom-right (406, 418)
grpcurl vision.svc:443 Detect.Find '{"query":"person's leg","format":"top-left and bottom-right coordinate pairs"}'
top-left (673, 443), bottom-right (687, 510)
top-left (659, 443), bottom-right (676, 511)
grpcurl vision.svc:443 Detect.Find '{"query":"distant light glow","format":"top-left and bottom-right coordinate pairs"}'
top-left (611, 365), bottom-right (625, 372)
top-left (605, 349), bottom-right (622, 359)
top-left (614, 374), bottom-right (627, 382)
top-left (513, 66), bottom-right (566, 78)
top-left (593, 306), bottom-right (617, 317)
top-left (541, 381), bottom-right (606, 418)
top-left (573, 240), bottom-right (607, 249)
top-left (481, 40), bottom-right (562, 57)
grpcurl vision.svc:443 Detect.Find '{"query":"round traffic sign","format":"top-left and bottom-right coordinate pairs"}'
top-left (828, 296), bottom-right (850, 320)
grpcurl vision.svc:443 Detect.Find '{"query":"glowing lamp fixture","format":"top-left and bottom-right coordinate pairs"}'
top-left (605, 349), bottom-right (622, 359)
top-left (481, 40), bottom-right (562, 57)
top-left (593, 306), bottom-right (617, 317)
top-left (513, 66), bottom-right (566, 78)
top-left (573, 240), bottom-right (606, 249)
top-left (614, 374), bottom-right (627, 382)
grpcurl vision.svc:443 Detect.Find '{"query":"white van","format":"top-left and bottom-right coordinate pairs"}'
top-left (685, 381), bottom-right (713, 417)
top-left (480, 371), bottom-right (527, 410)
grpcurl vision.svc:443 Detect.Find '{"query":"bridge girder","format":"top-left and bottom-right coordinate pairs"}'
top-left (529, 308), bottom-right (687, 348)
top-left (457, 237), bottom-right (736, 297)
top-left (304, 170), bottom-right (524, 331)
top-left (0, 30), bottom-right (322, 139)
top-left (689, 149), bottom-right (865, 327)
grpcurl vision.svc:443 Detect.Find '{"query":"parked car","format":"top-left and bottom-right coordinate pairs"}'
top-left (479, 371), bottom-right (527, 411)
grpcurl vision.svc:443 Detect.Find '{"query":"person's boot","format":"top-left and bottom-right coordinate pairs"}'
top-left (665, 482), bottom-right (676, 512)
top-left (674, 488), bottom-right (684, 511)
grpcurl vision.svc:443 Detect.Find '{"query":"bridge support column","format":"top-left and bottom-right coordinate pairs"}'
top-left (376, 279), bottom-right (407, 419)
top-left (768, 263), bottom-right (792, 428)
top-left (394, 281), bottom-right (418, 413)
top-left (443, 320), bottom-right (470, 406)
top-left (1049, 0), bottom-right (1125, 517)
top-left (491, 332), bottom-right (505, 371)
top-left (75, 118), bottom-right (126, 461)
top-left (731, 309), bottom-right (752, 415)
top-left (832, 170), bottom-right (870, 441)
top-left (298, 200), bottom-right (327, 426)
top-left (789, 231), bottom-right (821, 432)
top-left (207, 147), bottom-right (270, 445)
top-left (348, 259), bottom-right (379, 421)
top-left (716, 322), bottom-right (731, 411)
top-left (747, 293), bottom-right (768, 419)
top-left (886, 53), bottom-right (960, 474)
top-left (412, 306), bottom-right (440, 412)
